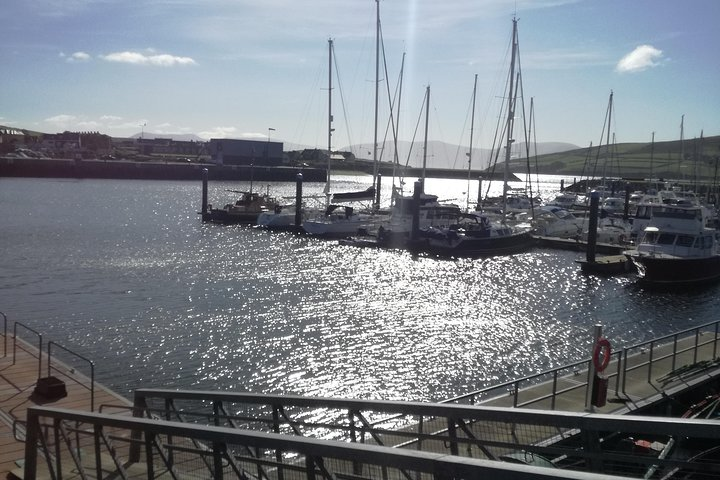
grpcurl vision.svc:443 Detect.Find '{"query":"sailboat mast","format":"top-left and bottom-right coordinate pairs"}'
top-left (650, 131), bottom-right (655, 184)
top-left (605, 91), bottom-right (613, 178)
top-left (422, 85), bottom-right (430, 184)
top-left (328, 38), bottom-right (333, 160)
top-left (324, 38), bottom-right (334, 205)
top-left (503, 17), bottom-right (519, 217)
top-left (467, 74), bottom-right (478, 212)
top-left (679, 114), bottom-right (685, 182)
top-left (372, 0), bottom-right (380, 203)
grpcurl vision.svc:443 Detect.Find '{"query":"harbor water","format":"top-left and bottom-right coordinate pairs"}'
top-left (1, 175), bottom-right (719, 405)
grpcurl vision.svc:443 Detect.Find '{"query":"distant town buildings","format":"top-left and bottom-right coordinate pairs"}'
top-left (207, 138), bottom-right (284, 166)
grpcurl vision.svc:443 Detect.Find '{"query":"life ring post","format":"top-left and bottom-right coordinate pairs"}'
top-left (588, 325), bottom-right (612, 409)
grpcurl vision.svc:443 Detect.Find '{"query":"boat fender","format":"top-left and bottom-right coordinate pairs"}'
top-left (593, 337), bottom-right (612, 373)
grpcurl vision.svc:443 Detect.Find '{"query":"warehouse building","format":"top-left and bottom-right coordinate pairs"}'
top-left (208, 139), bottom-right (283, 166)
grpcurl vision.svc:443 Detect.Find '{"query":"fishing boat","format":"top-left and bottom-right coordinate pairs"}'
top-left (205, 190), bottom-right (278, 225)
top-left (411, 212), bottom-right (536, 257)
top-left (625, 204), bottom-right (720, 285)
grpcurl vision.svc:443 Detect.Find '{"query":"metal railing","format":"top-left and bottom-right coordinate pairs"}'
top-left (25, 402), bottom-right (720, 479)
top-left (13, 321), bottom-right (43, 380)
top-left (48, 340), bottom-right (96, 411)
top-left (620, 320), bottom-right (720, 396)
top-left (2, 317), bottom-right (97, 410)
top-left (446, 318), bottom-right (720, 410)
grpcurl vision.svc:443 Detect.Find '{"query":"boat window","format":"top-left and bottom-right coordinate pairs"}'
top-left (676, 235), bottom-right (694, 247)
top-left (657, 233), bottom-right (676, 245)
top-left (644, 232), bottom-right (658, 243)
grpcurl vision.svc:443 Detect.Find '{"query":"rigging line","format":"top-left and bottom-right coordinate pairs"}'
top-left (332, 41), bottom-right (355, 153)
top-left (450, 84), bottom-right (475, 171)
top-left (516, 71), bottom-right (537, 213)
top-left (291, 46), bottom-right (325, 148)
top-left (378, 24), bottom-right (399, 166)
top-left (389, 52), bottom-right (406, 200)
top-left (404, 90), bottom-right (427, 169)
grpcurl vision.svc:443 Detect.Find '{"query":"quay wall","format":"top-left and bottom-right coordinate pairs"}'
top-left (0, 157), bottom-right (327, 182)
top-left (0, 157), bottom-right (508, 182)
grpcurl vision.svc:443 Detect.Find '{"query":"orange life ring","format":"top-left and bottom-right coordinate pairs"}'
top-left (593, 337), bottom-right (612, 372)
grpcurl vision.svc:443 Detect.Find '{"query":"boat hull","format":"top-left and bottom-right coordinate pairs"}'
top-left (627, 254), bottom-right (720, 286)
top-left (412, 230), bottom-right (536, 258)
top-left (204, 208), bottom-right (263, 225)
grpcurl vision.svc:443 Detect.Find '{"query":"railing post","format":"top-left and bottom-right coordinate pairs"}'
top-left (145, 431), bottom-right (155, 479)
top-left (1, 311), bottom-right (7, 358)
top-left (305, 456), bottom-right (316, 480)
top-left (94, 424), bottom-right (103, 479)
top-left (551, 371), bottom-right (559, 410)
top-left (213, 442), bottom-right (225, 479)
top-left (273, 405), bottom-right (285, 480)
top-left (130, 392), bottom-right (148, 462)
top-left (581, 425), bottom-right (603, 473)
top-left (621, 348), bottom-right (629, 398)
top-left (613, 350), bottom-right (621, 398)
top-left (349, 410), bottom-right (362, 476)
top-left (647, 340), bottom-right (655, 384)
top-left (446, 417), bottom-right (459, 455)
top-left (23, 408), bottom-right (40, 480)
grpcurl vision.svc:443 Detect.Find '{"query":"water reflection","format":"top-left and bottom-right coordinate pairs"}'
top-left (1, 177), bottom-right (719, 409)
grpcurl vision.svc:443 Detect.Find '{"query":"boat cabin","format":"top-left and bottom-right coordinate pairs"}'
top-left (636, 206), bottom-right (718, 258)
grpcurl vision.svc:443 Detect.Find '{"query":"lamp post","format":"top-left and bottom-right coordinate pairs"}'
top-left (267, 127), bottom-right (275, 164)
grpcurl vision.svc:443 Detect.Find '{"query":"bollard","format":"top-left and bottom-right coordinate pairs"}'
top-left (201, 168), bottom-right (209, 221)
top-left (411, 180), bottom-right (423, 241)
top-left (586, 191), bottom-right (600, 263)
top-left (295, 173), bottom-right (303, 228)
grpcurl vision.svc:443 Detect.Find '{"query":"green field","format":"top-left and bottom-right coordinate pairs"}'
top-left (505, 135), bottom-right (720, 181)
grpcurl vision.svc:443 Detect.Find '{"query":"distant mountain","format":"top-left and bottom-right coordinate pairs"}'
top-left (334, 140), bottom-right (581, 170)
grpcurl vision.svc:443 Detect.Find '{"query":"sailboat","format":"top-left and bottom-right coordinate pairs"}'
top-left (408, 17), bottom-right (535, 257)
top-left (301, 36), bottom-right (378, 237)
top-left (375, 86), bottom-right (462, 247)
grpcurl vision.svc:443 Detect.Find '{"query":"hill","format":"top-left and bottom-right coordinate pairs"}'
top-left (504, 135), bottom-right (720, 180)
top-left (335, 140), bottom-right (580, 170)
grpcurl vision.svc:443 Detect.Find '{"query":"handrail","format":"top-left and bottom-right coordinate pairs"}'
top-left (26, 406), bottom-right (630, 480)
top-left (1, 311), bottom-right (6, 358)
top-left (13, 321), bottom-right (42, 380)
top-left (47, 340), bottom-right (96, 411)
top-left (446, 318), bottom-right (720, 410)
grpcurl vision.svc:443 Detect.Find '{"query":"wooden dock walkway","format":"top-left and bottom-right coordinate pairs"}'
top-left (0, 335), bottom-right (132, 479)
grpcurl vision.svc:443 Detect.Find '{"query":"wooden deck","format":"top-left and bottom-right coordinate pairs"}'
top-left (0, 335), bottom-right (132, 479)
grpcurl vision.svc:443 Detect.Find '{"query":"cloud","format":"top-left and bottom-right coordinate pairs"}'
top-left (100, 51), bottom-right (197, 66)
top-left (616, 45), bottom-right (664, 73)
top-left (100, 115), bottom-right (123, 121)
top-left (67, 51), bottom-right (91, 63)
top-left (44, 114), bottom-right (77, 125)
top-left (197, 127), bottom-right (238, 140)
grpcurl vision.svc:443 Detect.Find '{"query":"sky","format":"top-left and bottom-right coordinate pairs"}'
top-left (2, 0), bottom-right (719, 160)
